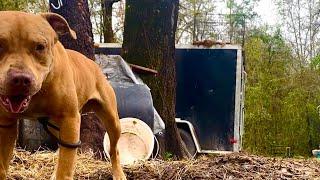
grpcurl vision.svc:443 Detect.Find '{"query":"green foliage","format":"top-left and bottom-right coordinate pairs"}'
top-left (244, 27), bottom-right (320, 156)
top-left (226, 0), bottom-right (259, 44)
top-left (310, 55), bottom-right (320, 70)
top-left (0, 0), bottom-right (27, 10)
top-left (164, 151), bottom-right (174, 160)
top-left (0, 0), bottom-right (48, 12)
top-left (176, 0), bottom-right (216, 43)
top-left (226, 0), bottom-right (259, 25)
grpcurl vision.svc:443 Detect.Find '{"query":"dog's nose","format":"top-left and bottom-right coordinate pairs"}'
top-left (7, 71), bottom-right (34, 91)
top-left (10, 74), bottom-right (32, 87)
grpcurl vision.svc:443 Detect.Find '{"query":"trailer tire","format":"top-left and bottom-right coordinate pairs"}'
top-left (179, 129), bottom-right (196, 156)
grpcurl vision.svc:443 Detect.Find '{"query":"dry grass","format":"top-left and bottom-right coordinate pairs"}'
top-left (8, 149), bottom-right (320, 180)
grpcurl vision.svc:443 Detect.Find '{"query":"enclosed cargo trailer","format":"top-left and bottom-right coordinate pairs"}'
top-left (96, 44), bottom-right (245, 154)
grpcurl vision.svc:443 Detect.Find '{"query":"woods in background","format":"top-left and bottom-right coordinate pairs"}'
top-left (1, 0), bottom-right (320, 157)
top-left (244, 28), bottom-right (320, 156)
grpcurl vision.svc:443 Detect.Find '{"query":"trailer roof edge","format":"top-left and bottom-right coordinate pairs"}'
top-left (95, 43), bottom-right (242, 50)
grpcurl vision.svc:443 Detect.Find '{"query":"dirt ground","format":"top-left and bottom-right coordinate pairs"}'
top-left (8, 149), bottom-right (320, 180)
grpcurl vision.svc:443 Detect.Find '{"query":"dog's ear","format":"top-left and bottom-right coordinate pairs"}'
top-left (40, 13), bottom-right (77, 39)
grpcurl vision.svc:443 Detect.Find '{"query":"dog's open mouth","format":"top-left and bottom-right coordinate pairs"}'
top-left (0, 95), bottom-right (31, 113)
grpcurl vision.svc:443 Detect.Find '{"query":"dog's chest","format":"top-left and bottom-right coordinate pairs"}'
top-left (21, 97), bottom-right (61, 119)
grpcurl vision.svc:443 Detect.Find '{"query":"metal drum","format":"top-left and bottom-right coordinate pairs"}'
top-left (111, 82), bottom-right (155, 131)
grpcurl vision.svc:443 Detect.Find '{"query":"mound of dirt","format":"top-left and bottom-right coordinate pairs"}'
top-left (8, 149), bottom-right (320, 180)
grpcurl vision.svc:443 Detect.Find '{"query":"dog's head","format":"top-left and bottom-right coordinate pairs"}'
top-left (0, 11), bottom-right (76, 113)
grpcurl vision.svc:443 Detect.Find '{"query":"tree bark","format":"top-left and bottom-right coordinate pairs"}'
top-left (49, 0), bottom-right (106, 156)
top-left (101, 0), bottom-right (120, 43)
top-left (49, 0), bottom-right (94, 60)
top-left (122, 0), bottom-right (189, 159)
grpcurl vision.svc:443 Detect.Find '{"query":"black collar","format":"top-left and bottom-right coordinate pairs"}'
top-left (38, 117), bottom-right (81, 149)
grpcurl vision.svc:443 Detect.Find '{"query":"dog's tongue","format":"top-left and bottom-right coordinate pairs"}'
top-left (0, 95), bottom-right (30, 113)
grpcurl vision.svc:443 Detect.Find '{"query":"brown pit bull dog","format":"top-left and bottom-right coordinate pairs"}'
top-left (0, 11), bottom-right (126, 180)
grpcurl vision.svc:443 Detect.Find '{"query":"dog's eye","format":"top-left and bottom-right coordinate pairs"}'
top-left (0, 43), bottom-right (6, 53)
top-left (35, 44), bottom-right (45, 51)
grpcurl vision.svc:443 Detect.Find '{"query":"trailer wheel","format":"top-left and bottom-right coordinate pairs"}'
top-left (179, 129), bottom-right (196, 156)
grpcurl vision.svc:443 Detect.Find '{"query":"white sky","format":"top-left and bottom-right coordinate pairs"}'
top-left (100, 0), bottom-right (281, 43)
top-left (254, 0), bottom-right (279, 26)
top-left (216, 0), bottom-right (280, 26)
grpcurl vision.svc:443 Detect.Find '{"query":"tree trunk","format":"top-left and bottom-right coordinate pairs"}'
top-left (101, 0), bottom-right (120, 43)
top-left (122, 0), bottom-right (189, 159)
top-left (49, 0), bottom-right (94, 60)
top-left (49, 0), bottom-right (106, 156)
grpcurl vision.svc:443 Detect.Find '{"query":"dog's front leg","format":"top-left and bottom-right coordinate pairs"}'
top-left (54, 114), bottom-right (81, 180)
top-left (0, 119), bottom-right (17, 180)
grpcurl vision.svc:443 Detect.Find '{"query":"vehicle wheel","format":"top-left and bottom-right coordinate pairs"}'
top-left (179, 128), bottom-right (196, 156)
